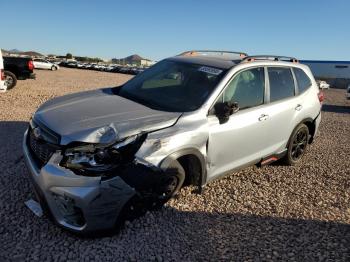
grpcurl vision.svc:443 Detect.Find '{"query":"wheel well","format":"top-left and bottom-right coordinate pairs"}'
top-left (177, 154), bottom-right (202, 187)
top-left (5, 67), bottom-right (18, 78)
top-left (303, 120), bottom-right (316, 143)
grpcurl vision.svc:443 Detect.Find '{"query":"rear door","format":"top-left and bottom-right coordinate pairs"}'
top-left (43, 60), bottom-right (52, 69)
top-left (0, 49), bottom-right (6, 91)
top-left (261, 66), bottom-right (300, 152)
top-left (34, 59), bottom-right (45, 69)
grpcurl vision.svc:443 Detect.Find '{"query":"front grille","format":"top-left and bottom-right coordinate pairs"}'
top-left (28, 125), bottom-right (60, 166)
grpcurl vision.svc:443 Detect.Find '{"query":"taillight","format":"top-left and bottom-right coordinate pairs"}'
top-left (318, 91), bottom-right (325, 103)
top-left (1, 69), bottom-right (4, 81)
top-left (28, 60), bottom-right (34, 71)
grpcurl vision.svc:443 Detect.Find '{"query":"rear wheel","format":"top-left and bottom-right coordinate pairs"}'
top-left (4, 71), bottom-right (17, 90)
top-left (51, 66), bottom-right (57, 71)
top-left (283, 123), bottom-right (309, 165)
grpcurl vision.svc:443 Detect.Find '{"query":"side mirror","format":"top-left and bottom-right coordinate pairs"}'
top-left (214, 101), bottom-right (239, 124)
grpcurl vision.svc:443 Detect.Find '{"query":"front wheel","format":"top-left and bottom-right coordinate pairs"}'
top-left (114, 161), bottom-right (185, 230)
top-left (282, 123), bottom-right (309, 165)
top-left (150, 160), bottom-right (185, 209)
top-left (51, 66), bottom-right (57, 71)
top-left (4, 71), bottom-right (17, 90)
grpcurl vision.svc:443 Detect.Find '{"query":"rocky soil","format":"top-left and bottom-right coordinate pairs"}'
top-left (0, 68), bottom-right (349, 261)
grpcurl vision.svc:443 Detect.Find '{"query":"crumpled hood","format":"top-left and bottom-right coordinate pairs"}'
top-left (34, 88), bottom-right (182, 145)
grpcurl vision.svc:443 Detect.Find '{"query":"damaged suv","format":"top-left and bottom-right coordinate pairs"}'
top-left (23, 51), bottom-right (322, 234)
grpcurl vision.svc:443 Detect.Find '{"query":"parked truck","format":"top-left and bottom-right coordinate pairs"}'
top-left (3, 56), bottom-right (36, 90)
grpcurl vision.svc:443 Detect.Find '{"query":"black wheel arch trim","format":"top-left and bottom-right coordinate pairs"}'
top-left (289, 116), bottom-right (316, 147)
top-left (159, 148), bottom-right (207, 188)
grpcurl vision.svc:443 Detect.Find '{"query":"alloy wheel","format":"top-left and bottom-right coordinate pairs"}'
top-left (5, 75), bottom-right (13, 87)
top-left (291, 128), bottom-right (308, 161)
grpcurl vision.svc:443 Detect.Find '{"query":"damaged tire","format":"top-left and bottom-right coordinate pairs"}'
top-left (153, 160), bottom-right (185, 208)
top-left (115, 160), bottom-right (185, 230)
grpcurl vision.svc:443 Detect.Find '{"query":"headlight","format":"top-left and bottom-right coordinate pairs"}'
top-left (63, 144), bottom-right (121, 173)
top-left (61, 134), bottom-right (144, 175)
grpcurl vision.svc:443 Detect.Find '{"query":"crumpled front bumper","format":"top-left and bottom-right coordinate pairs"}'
top-left (22, 129), bottom-right (136, 233)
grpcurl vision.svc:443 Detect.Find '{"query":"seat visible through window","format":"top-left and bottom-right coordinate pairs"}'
top-left (223, 67), bottom-right (265, 109)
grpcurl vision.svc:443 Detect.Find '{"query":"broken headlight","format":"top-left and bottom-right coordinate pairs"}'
top-left (61, 134), bottom-right (145, 175)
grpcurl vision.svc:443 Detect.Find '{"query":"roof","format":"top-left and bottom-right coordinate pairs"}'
top-left (167, 52), bottom-right (304, 70)
top-left (166, 55), bottom-right (238, 69)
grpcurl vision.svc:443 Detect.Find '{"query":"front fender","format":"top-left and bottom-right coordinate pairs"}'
top-left (159, 148), bottom-right (207, 187)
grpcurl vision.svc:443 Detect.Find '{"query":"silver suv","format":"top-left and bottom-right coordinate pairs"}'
top-left (23, 51), bottom-right (322, 234)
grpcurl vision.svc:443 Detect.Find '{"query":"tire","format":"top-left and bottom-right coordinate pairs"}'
top-left (114, 160), bottom-right (185, 230)
top-left (154, 160), bottom-right (185, 204)
top-left (51, 66), bottom-right (57, 71)
top-left (4, 71), bottom-right (17, 90)
top-left (282, 123), bottom-right (309, 166)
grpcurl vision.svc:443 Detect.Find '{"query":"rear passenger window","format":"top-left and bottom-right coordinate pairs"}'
top-left (294, 68), bottom-right (311, 94)
top-left (268, 67), bottom-right (295, 102)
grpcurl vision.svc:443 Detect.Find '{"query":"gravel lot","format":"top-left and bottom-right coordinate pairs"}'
top-left (0, 68), bottom-right (349, 261)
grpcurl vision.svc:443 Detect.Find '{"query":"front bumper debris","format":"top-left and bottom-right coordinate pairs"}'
top-left (25, 199), bottom-right (43, 217)
top-left (23, 128), bottom-right (147, 233)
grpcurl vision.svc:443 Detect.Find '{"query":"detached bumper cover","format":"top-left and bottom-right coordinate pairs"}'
top-left (23, 129), bottom-right (136, 233)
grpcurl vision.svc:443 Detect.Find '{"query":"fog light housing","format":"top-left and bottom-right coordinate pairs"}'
top-left (52, 193), bottom-right (85, 227)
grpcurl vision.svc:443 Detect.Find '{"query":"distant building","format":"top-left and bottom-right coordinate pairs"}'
top-left (301, 60), bottom-right (350, 88)
top-left (140, 59), bottom-right (155, 66)
top-left (112, 54), bottom-right (154, 66)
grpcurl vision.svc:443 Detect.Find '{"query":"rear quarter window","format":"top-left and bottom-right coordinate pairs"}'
top-left (294, 68), bottom-right (312, 94)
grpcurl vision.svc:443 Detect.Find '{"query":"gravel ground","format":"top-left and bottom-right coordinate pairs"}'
top-left (0, 68), bottom-right (349, 261)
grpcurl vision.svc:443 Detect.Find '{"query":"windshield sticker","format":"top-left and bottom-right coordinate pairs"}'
top-left (198, 66), bottom-right (223, 75)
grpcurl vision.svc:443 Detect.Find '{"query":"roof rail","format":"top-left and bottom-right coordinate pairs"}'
top-left (242, 55), bottom-right (299, 63)
top-left (178, 50), bottom-right (248, 60)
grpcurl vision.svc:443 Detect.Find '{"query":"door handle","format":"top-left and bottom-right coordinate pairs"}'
top-left (295, 104), bottom-right (303, 111)
top-left (258, 114), bottom-right (269, 121)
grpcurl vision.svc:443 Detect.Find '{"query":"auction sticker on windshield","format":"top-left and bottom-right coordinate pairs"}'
top-left (198, 66), bottom-right (223, 75)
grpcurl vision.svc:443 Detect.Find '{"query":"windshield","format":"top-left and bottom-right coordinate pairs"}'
top-left (117, 60), bottom-right (227, 112)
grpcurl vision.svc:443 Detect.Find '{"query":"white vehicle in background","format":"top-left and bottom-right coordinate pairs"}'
top-left (33, 58), bottom-right (59, 71)
top-left (317, 80), bottom-right (330, 89)
top-left (76, 63), bottom-right (84, 69)
top-left (347, 84), bottom-right (350, 99)
top-left (0, 49), bottom-right (6, 92)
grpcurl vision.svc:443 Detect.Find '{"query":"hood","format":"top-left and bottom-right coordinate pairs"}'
top-left (34, 88), bottom-right (182, 145)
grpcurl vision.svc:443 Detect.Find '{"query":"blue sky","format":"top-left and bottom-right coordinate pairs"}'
top-left (1, 0), bottom-right (349, 61)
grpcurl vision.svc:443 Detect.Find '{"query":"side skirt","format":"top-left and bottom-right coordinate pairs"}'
top-left (256, 150), bottom-right (287, 167)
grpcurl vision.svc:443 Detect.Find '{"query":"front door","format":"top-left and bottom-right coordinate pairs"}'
top-left (207, 67), bottom-right (271, 179)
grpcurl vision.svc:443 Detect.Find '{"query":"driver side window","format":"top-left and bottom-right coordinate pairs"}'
top-left (221, 67), bottom-right (265, 110)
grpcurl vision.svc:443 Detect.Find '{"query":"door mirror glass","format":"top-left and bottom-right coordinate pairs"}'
top-left (214, 101), bottom-right (239, 124)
